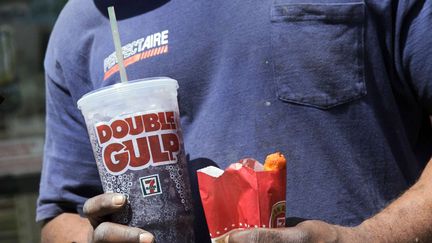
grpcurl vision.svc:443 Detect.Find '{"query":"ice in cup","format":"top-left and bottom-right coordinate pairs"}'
top-left (77, 77), bottom-right (194, 242)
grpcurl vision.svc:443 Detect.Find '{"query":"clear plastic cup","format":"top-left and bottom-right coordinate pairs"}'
top-left (77, 77), bottom-right (194, 242)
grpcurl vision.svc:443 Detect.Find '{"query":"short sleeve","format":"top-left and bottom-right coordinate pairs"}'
top-left (36, 73), bottom-right (102, 222)
top-left (395, 1), bottom-right (432, 113)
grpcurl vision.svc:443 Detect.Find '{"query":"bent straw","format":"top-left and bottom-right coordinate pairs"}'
top-left (108, 6), bottom-right (128, 83)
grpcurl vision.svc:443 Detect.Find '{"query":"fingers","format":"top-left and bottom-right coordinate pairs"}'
top-left (93, 222), bottom-right (154, 243)
top-left (83, 193), bottom-right (155, 243)
top-left (226, 228), bottom-right (307, 243)
top-left (226, 229), bottom-right (277, 243)
top-left (83, 193), bottom-right (126, 228)
top-left (226, 221), bottom-right (342, 243)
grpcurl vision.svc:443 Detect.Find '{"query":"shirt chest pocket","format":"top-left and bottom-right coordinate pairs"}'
top-left (271, 2), bottom-right (366, 109)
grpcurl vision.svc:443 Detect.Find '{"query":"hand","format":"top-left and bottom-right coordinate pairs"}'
top-left (226, 220), bottom-right (367, 243)
top-left (83, 193), bottom-right (155, 243)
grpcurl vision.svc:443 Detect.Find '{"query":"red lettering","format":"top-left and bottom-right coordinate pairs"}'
top-left (161, 133), bottom-right (179, 161)
top-left (123, 137), bottom-right (150, 168)
top-left (111, 120), bottom-right (129, 139)
top-left (148, 135), bottom-right (169, 163)
top-left (125, 116), bottom-right (144, 135)
top-left (103, 143), bottom-right (129, 173)
top-left (143, 114), bottom-right (160, 132)
top-left (158, 112), bottom-right (171, 130)
top-left (96, 124), bottom-right (112, 145)
top-left (166, 112), bottom-right (176, 129)
top-left (100, 112), bottom-right (182, 174)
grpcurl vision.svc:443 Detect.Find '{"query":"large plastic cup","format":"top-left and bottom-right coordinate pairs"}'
top-left (77, 77), bottom-right (194, 242)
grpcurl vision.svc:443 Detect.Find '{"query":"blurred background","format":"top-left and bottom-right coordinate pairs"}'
top-left (0, 0), bottom-right (67, 242)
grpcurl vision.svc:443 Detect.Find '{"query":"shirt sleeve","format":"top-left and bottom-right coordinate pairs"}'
top-left (36, 74), bottom-right (103, 222)
top-left (395, 1), bottom-right (432, 113)
top-left (36, 6), bottom-right (103, 222)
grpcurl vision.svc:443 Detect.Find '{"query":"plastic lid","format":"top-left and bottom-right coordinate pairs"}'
top-left (77, 77), bottom-right (178, 110)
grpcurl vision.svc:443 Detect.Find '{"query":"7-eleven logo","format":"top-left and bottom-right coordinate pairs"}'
top-left (139, 174), bottom-right (162, 197)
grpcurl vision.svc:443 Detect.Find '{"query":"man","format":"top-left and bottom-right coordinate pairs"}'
top-left (38, 0), bottom-right (432, 242)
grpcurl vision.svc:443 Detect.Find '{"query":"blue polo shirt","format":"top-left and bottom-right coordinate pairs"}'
top-left (37, 0), bottom-right (432, 242)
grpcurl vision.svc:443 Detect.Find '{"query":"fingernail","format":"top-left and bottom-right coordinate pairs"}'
top-left (140, 233), bottom-right (155, 243)
top-left (112, 195), bottom-right (125, 206)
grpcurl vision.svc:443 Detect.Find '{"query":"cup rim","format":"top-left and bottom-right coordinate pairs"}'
top-left (77, 77), bottom-right (178, 110)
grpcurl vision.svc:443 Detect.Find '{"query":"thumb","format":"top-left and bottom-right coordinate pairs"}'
top-left (226, 229), bottom-right (273, 243)
top-left (226, 228), bottom-right (304, 243)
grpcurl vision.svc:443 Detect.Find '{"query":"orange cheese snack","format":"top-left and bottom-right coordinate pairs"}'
top-left (263, 152), bottom-right (286, 171)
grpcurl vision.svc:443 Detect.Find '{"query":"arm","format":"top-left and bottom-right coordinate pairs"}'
top-left (227, 159), bottom-right (432, 243)
top-left (357, 159), bottom-right (432, 242)
top-left (41, 213), bottom-right (93, 243)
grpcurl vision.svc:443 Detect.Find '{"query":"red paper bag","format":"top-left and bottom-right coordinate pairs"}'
top-left (197, 158), bottom-right (286, 242)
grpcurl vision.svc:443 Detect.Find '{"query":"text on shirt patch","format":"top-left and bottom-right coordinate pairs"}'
top-left (103, 30), bottom-right (169, 80)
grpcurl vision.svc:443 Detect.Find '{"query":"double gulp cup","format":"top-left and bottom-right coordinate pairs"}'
top-left (77, 77), bottom-right (194, 242)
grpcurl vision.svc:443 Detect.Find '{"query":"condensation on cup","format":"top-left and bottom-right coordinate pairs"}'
top-left (77, 77), bottom-right (194, 242)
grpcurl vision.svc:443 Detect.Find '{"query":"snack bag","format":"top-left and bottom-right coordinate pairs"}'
top-left (197, 152), bottom-right (287, 242)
